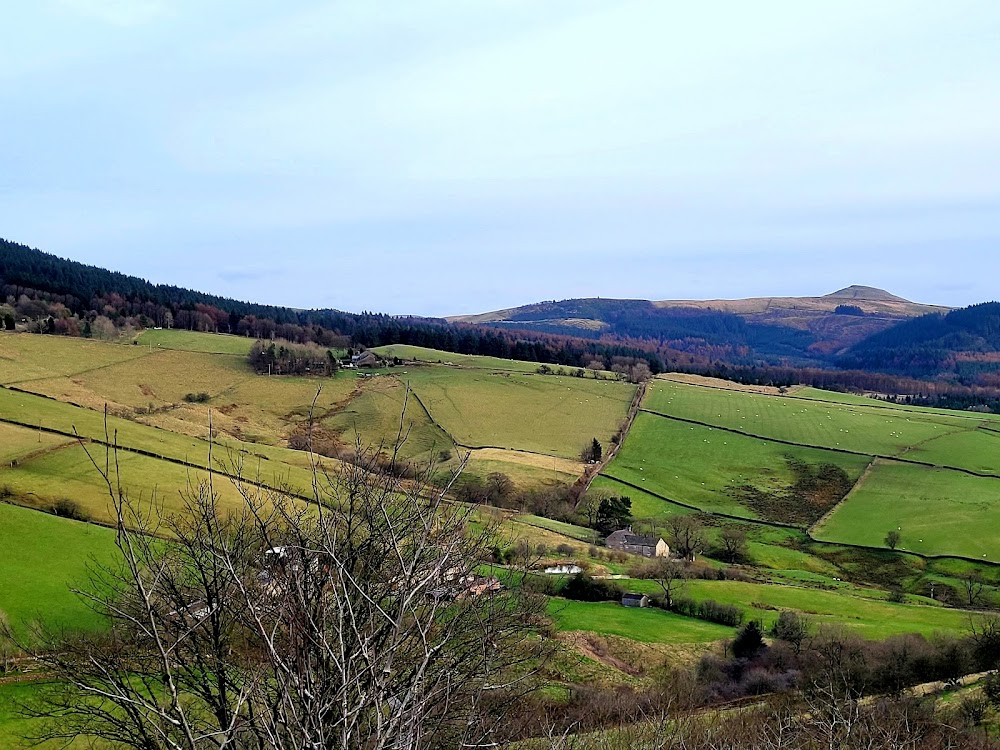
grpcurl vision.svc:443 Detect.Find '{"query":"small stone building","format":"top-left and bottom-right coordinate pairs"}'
top-left (621, 593), bottom-right (649, 608)
top-left (605, 528), bottom-right (669, 558)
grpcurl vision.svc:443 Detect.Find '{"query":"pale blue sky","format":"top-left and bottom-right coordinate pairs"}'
top-left (2, 1), bottom-right (998, 315)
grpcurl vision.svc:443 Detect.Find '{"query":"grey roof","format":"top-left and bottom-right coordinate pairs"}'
top-left (608, 530), bottom-right (661, 547)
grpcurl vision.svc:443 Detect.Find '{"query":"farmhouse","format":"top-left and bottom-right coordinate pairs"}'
top-left (605, 528), bottom-right (669, 558)
top-left (621, 593), bottom-right (649, 608)
top-left (351, 350), bottom-right (379, 368)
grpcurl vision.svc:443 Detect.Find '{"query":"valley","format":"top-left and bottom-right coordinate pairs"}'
top-left (3, 328), bottom-right (1000, 747)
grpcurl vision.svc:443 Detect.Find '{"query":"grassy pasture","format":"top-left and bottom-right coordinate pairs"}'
top-left (21, 349), bottom-right (251, 412)
top-left (0, 388), bottom-right (326, 492)
top-left (898, 427), bottom-right (1000, 474)
top-left (0, 422), bottom-right (72, 465)
top-left (134, 328), bottom-right (256, 355)
top-left (813, 459), bottom-right (1000, 560)
top-left (677, 579), bottom-right (974, 639)
top-left (643, 380), bottom-right (984, 465)
top-left (0, 333), bottom-right (148, 384)
top-left (371, 344), bottom-right (548, 373)
top-left (601, 411), bottom-right (869, 521)
top-left (793, 386), bottom-right (1000, 422)
top-left (143, 372), bottom-right (359, 446)
top-left (587, 475), bottom-right (695, 521)
top-left (0, 503), bottom-right (117, 635)
top-left (519, 515), bottom-right (598, 543)
top-left (461, 450), bottom-right (580, 489)
top-left (324, 375), bottom-right (455, 463)
top-left (0, 443), bottom-right (282, 525)
top-left (547, 599), bottom-right (733, 644)
top-left (404, 368), bottom-right (635, 459)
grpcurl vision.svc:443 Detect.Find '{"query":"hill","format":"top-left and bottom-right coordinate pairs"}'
top-left (8, 237), bottom-right (1000, 398)
top-left (839, 301), bottom-right (1000, 378)
top-left (0, 237), bottom-right (662, 377)
top-left (449, 287), bottom-right (948, 363)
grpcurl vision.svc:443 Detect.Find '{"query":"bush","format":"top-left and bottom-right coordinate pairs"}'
top-left (183, 392), bottom-right (210, 403)
top-left (523, 576), bottom-right (558, 596)
top-left (560, 574), bottom-right (624, 603)
top-left (51, 498), bottom-right (89, 522)
top-left (983, 672), bottom-right (1000, 708)
top-left (673, 597), bottom-right (745, 627)
top-left (958, 695), bottom-right (990, 726)
top-left (771, 611), bottom-right (809, 653)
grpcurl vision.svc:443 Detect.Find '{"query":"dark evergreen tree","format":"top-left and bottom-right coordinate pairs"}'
top-left (595, 496), bottom-right (632, 536)
top-left (732, 621), bottom-right (766, 660)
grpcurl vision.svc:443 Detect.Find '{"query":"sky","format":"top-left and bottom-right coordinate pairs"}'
top-left (2, 1), bottom-right (999, 317)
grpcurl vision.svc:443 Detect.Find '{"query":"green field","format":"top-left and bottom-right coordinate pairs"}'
top-left (0, 423), bottom-right (73, 465)
top-left (547, 599), bottom-right (734, 644)
top-left (459, 453), bottom-right (579, 489)
top-left (0, 443), bottom-right (285, 525)
top-left (612, 576), bottom-right (974, 639)
top-left (814, 459), bottom-right (1000, 560)
top-left (134, 328), bottom-right (257, 355)
top-left (587, 475), bottom-right (695, 522)
top-left (371, 344), bottom-right (546, 373)
top-left (643, 380), bottom-right (997, 472)
top-left (614, 379), bottom-right (1000, 559)
top-left (7, 330), bottom-right (1000, 696)
top-left (602, 411), bottom-right (869, 522)
top-left (678, 579), bottom-right (975, 639)
top-left (21, 349), bottom-right (251, 412)
top-left (0, 503), bottom-right (117, 635)
top-left (323, 375), bottom-right (456, 462)
top-left (519, 515), bottom-right (599, 543)
top-left (404, 367), bottom-right (635, 459)
top-left (792, 386), bottom-right (1000, 422)
top-left (0, 333), bottom-right (148, 384)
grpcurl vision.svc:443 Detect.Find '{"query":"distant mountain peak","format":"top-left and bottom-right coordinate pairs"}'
top-left (824, 285), bottom-right (910, 303)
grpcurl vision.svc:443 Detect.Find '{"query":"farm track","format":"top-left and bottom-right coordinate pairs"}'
top-left (638, 407), bottom-right (1000, 482)
top-left (4, 439), bottom-right (78, 468)
top-left (575, 381), bottom-right (646, 504)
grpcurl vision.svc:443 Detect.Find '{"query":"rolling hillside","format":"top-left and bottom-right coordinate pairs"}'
top-left (449, 286), bottom-right (949, 363)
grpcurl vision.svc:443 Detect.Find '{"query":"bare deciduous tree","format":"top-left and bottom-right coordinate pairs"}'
top-left (23, 433), bottom-right (550, 750)
top-left (668, 515), bottom-right (706, 562)
top-left (630, 558), bottom-right (686, 610)
top-left (719, 525), bottom-right (748, 563)
top-left (964, 570), bottom-right (988, 608)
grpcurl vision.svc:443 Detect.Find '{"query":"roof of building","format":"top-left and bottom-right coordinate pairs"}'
top-left (607, 529), bottom-right (662, 547)
top-left (621, 593), bottom-right (647, 602)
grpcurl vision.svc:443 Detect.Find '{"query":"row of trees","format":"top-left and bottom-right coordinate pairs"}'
top-left (247, 340), bottom-right (341, 376)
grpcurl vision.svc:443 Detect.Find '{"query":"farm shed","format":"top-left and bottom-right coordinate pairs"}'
top-left (621, 593), bottom-right (649, 608)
